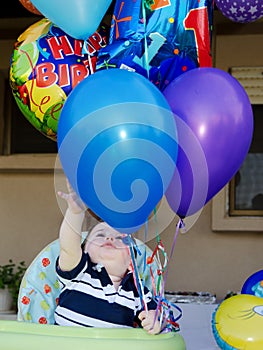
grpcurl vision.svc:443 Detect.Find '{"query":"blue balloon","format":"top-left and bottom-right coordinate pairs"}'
top-left (57, 69), bottom-right (178, 233)
top-left (30, 0), bottom-right (112, 41)
top-left (241, 270), bottom-right (263, 296)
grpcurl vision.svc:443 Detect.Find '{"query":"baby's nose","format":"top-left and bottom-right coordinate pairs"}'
top-left (106, 235), bottom-right (114, 241)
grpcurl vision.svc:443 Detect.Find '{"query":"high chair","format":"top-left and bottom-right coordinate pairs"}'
top-left (0, 235), bottom-right (186, 350)
top-left (17, 234), bottom-right (161, 324)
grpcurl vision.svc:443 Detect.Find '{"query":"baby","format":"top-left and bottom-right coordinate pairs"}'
top-left (54, 179), bottom-right (161, 334)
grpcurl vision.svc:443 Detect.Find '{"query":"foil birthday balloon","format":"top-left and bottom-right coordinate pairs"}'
top-left (9, 18), bottom-right (108, 141)
top-left (97, 0), bottom-right (213, 91)
top-left (57, 69), bottom-right (178, 234)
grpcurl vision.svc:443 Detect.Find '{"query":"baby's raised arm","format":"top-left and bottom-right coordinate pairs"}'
top-left (57, 179), bottom-right (86, 271)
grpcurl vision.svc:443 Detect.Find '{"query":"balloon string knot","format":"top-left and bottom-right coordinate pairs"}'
top-left (179, 219), bottom-right (185, 229)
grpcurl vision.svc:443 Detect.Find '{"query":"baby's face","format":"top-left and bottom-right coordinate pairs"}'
top-left (87, 222), bottom-right (128, 248)
top-left (84, 222), bottom-right (132, 275)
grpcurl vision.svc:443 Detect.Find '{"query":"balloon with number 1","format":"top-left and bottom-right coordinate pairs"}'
top-left (97, 0), bottom-right (213, 91)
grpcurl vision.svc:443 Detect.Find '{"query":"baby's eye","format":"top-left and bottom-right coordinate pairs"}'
top-left (115, 236), bottom-right (123, 241)
top-left (96, 232), bottom-right (105, 238)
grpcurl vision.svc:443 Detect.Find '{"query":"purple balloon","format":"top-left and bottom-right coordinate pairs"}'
top-left (215, 0), bottom-right (263, 23)
top-left (163, 67), bottom-right (254, 218)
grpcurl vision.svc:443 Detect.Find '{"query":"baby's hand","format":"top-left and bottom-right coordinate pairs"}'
top-left (58, 178), bottom-right (86, 214)
top-left (138, 310), bottom-right (161, 335)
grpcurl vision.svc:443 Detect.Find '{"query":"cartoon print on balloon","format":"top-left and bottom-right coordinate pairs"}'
top-left (9, 18), bottom-right (108, 142)
top-left (212, 294), bottom-right (263, 350)
top-left (252, 280), bottom-right (263, 297)
top-left (97, 0), bottom-right (213, 91)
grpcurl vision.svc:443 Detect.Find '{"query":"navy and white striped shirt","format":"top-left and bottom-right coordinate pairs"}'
top-left (54, 252), bottom-right (157, 328)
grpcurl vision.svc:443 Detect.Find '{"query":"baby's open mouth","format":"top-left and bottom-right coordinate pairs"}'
top-left (102, 242), bottom-right (115, 248)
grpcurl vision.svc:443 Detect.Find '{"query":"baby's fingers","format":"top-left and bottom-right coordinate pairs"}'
top-left (138, 311), bottom-right (147, 321)
top-left (57, 191), bottom-right (69, 201)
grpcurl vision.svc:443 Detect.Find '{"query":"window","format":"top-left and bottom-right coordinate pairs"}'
top-left (229, 105), bottom-right (263, 216)
top-left (0, 27), bottom-right (59, 172)
top-left (212, 66), bottom-right (263, 231)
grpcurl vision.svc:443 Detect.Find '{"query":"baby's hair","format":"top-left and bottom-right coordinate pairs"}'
top-left (81, 208), bottom-right (103, 235)
top-left (81, 207), bottom-right (138, 257)
top-left (87, 208), bottom-right (103, 222)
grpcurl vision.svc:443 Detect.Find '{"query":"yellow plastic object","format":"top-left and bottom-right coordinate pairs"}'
top-left (0, 320), bottom-right (186, 350)
top-left (213, 294), bottom-right (263, 350)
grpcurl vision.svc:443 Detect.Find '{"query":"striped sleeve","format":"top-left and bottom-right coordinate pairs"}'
top-left (56, 252), bottom-right (88, 286)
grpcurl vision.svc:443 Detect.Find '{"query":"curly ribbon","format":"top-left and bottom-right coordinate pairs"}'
top-left (142, 0), bottom-right (150, 79)
top-left (129, 213), bottom-right (184, 332)
top-left (128, 240), bottom-right (149, 312)
top-left (150, 218), bottom-right (184, 331)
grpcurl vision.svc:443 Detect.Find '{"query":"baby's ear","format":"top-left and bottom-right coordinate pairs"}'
top-left (128, 259), bottom-right (133, 271)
